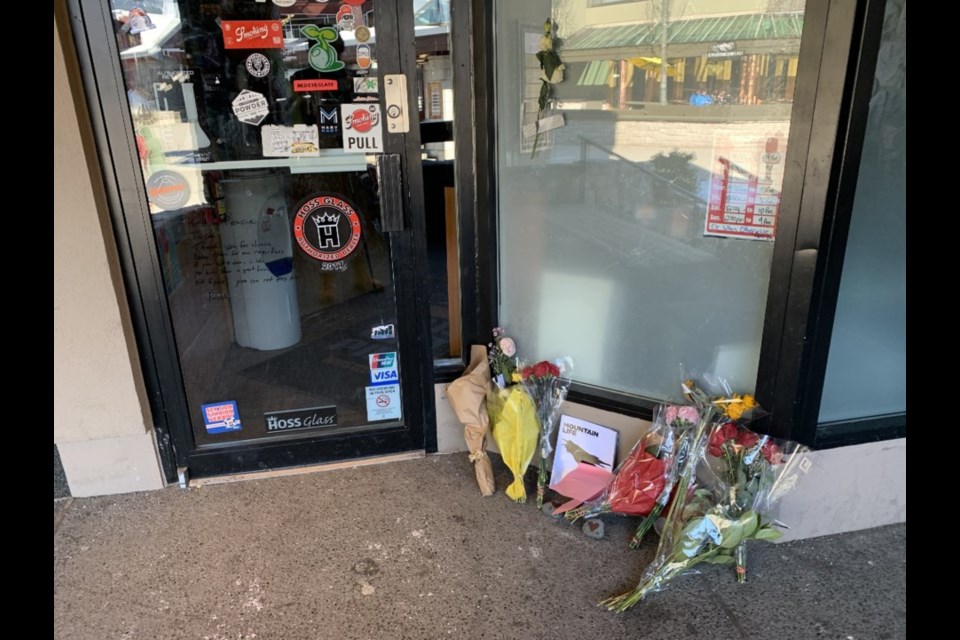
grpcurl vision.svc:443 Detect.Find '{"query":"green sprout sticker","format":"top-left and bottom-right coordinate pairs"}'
top-left (301, 25), bottom-right (345, 73)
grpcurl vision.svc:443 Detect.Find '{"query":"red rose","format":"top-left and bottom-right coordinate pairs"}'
top-left (525, 361), bottom-right (554, 378)
top-left (721, 422), bottom-right (739, 442)
top-left (761, 441), bottom-right (783, 464)
top-left (707, 428), bottom-right (726, 457)
top-left (547, 362), bottom-right (560, 377)
top-left (736, 429), bottom-right (760, 449)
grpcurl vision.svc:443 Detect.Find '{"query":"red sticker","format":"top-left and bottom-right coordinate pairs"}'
top-left (221, 20), bottom-right (284, 50)
top-left (293, 79), bottom-right (338, 92)
top-left (293, 195), bottom-right (363, 263)
top-left (348, 109), bottom-right (376, 133)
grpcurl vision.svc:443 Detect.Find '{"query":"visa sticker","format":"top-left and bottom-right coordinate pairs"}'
top-left (369, 352), bottom-right (399, 385)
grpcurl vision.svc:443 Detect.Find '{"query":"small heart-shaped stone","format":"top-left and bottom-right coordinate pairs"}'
top-left (582, 519), bottom-right (605, 540)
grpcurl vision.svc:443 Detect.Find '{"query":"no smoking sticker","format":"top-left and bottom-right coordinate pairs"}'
top-left (365, 384), bottom-right (401, 422)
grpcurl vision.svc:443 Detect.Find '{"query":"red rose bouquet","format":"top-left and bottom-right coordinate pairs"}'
top-left (627, 403), bottom-right (702, 548)
top-left (519, 358), bottom-right (573, 508)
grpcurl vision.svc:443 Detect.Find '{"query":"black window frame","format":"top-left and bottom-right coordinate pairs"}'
top-left (472, 0), bottom-right (905, 449)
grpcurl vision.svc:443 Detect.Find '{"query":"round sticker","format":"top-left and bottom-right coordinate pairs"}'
top-left (245, 53), bottom-right (271, 78)
top-left (346, 105), bottom-right (379, 134)
top-left (355, 25), bottom-right (371, 43)
top-left (293, 195), bottom-right (362, 263)
top-left (146, 170), bottom-right (190, 210)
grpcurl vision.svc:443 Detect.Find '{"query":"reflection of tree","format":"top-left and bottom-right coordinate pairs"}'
top-left (649, 149), bottom-right (697, 204)
top-left (642, 1), bottom-right (689, 105)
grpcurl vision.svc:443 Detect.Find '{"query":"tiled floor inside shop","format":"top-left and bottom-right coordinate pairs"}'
top-left (54, 453), bottom-right (906, 640)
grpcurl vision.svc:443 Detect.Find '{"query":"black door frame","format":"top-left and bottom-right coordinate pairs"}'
top-left (64, 0), bottom-right (437, 481)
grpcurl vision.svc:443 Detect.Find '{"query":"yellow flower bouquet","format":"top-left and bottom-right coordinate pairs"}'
top-left (491, 385), bottom-right (540, 502)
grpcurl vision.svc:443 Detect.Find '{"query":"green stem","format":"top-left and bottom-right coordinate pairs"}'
top-left (629, 503), bottom-right (664, 549)
top-left (736, 542), bottom-right (748, 584)
top-left (565, 502), bottom-right (610, 523)
top-left (537, 461), bottom-right (547, 509)
top-left (600, 546), bottom-right (725, 612)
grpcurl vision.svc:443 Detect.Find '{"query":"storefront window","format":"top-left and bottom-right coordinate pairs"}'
top-left (819, 0), bottom-right (905, 423)
top-left (495, 0), bottom-right (807, 399)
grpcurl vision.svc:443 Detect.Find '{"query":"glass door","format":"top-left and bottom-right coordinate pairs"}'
top-left (92, 0), bottom-right (430, 476)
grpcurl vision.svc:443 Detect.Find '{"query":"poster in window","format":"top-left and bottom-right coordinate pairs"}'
top-left (704, 135), bottom-right (784, 241)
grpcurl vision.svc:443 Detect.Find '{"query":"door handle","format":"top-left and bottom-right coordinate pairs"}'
top-left (383, 74), bottom-right (410, 134)
top-left (377, 153), bottom-right (405, 232)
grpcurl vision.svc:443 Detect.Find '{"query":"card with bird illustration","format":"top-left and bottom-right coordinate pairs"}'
top-left (550, 415), bottom-right (618, 485)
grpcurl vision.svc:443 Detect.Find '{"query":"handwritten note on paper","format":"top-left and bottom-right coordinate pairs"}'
top-left (261, 125), bottom-right (321, 158)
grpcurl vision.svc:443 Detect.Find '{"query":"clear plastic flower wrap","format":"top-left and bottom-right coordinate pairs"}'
top-left (564, 413), bottom-right (671, 523)
top-left (490, 384), bottom-right (540, 503)
top-left (600, 373), bottom-right (812, 612)
top-left (518, 358), bottom-right (574, 508)
top-left (626, 402), bottom-right (703, 547)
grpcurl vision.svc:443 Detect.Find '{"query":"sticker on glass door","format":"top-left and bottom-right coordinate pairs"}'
top-left (341, 104), bottom-right (383, 154)
top-left (369, 352), bottom-right (399, 385)
top-left (293, 194), bottom-right (363, 263)
top-left (201, 401), bottom-right (242, 434)
top-left (365, 384), bottom-right (401, 422)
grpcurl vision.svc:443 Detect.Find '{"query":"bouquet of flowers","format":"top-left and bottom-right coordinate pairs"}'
top-left (702, 421), bottom-right (801, 582)
top-left (446, 345), bottom-right (497, 496)
top-left (563, 428), bottom-right (666, 523)
top-left (627, 403), bottom-right (702, 548)
top-left (600, 377), bottom-right (811, 612)
top-left (485, 327), bottom-right (518, 447)
top-left (519, 358), bottom-right (573, 508)
top-left (488, 327), bottom-right (518, 388)
top-left (491, 384), bottom-right (540, 503)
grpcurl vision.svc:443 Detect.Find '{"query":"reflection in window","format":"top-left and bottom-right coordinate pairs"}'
top-left (819, 0), bottom-right (905, 423)
top-left (497, 0), bottom-right (806, 399)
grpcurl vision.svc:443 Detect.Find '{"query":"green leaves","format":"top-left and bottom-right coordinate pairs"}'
top-left (754, 527), bottom-right (783, 541)
top-left (537, 80), bottom-right (550, 114)
top-left (701, 553), bottom-right (736, 565)
top-left (709, 510), bottom-right (759, 549)
top-left (537, 50), bottom-right (563, 85)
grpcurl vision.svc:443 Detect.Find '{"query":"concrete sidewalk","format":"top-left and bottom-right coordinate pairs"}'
top-left (54, 453), bottom-right (906, 640)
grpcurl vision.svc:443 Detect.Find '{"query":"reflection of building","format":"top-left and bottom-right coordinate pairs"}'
top-left (559, 0), bottom-right (803, 108)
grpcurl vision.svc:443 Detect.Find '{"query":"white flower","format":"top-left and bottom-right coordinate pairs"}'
top-left (499, 337), bottom-right (517, 357)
